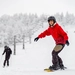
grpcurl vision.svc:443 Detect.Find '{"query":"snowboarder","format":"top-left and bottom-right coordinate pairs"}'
top-left (34, 16), bottom-right (69, 70)
top-left (2, 45), bottom-right (12, 67)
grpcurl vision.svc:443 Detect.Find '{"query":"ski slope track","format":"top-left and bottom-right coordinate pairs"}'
top-left (0, 25), bottom-right (75, 75)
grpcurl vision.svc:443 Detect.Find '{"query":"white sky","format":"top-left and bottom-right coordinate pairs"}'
top-left (0, 0), bottom-right (75, 16)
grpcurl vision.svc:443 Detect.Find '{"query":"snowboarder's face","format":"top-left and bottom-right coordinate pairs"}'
top-left (49, 20), bottom-right (54, 26)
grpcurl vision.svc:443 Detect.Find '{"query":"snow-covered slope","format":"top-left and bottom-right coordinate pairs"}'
top-left (0, 25), bottom-right (75, 75)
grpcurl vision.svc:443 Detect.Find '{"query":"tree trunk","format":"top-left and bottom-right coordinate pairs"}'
top-left (14, 35), bottom-right (16, 55)
top-left (23, 35), bottom-right (25, 49)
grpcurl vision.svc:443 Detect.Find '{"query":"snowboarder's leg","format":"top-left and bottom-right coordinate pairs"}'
top-left (57, 55), bottom-right (63, 65)
top-left (57, 55), bottom-right (64, 69)
top-left (3, 55), bottom-right (7, 67)
top-left (7, 55), bottom-right (10, 66)
top-left (50, 44), bottom-right (65, 70)
top-left (3, 60), bottom-right (7, 67)
top-left (57, 56), bottom-right (62, 64)
top-left (56, 44), bottom-right (65, 69)
top-left (50, 50), bottom-right (60, 70)
top-left (7, 60), bottom-right (9, 66)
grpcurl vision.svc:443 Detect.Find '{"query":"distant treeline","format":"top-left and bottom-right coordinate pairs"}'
top-left (0, 12), bottom-right (74, 46)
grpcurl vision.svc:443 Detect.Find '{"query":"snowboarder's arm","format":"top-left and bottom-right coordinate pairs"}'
top-left (2, 49), bottom-right (6, 55)
top-left (34, 37), bottom-right (39, 42)
top-left (8, 48), bottom-right (12, 54)
top-left (38, 28), bottom-right (51, 38)
top-left (10, 49), bottom-right (12, 54)
top-left (66, 40), bottom-right (69, 46)
top-left (58, 26), bottom-right (69, 43)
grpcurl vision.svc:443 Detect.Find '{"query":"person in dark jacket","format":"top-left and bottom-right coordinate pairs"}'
top-left (2, 45), bottom-right (12, 67)
top-left (34, 16), bottom-right (69, 70)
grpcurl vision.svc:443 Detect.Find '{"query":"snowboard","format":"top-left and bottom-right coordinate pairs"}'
top-left (44, 67), bottom-right (67, 72)
top-left (44, 68), bottom-right (53, 72)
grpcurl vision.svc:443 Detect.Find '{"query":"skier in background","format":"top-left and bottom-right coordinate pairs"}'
top-left (34, 16), bottom-right (69, 70)
top-left (2, 45), bottom-right (12, 67)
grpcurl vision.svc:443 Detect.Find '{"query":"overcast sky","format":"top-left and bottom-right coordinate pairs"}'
top-left (0, 0), bottom-right (75, 16)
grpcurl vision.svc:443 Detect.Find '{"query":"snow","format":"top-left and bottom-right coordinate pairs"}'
top-left (0, 26), bottom-right (75, 75)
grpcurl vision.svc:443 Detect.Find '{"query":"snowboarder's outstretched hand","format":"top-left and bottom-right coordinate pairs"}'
top-left (2, 53), bottom-right (4, 55)
top-left (66, 40), bottom-right (69, 46)
top-left (34, 37), bottom-right (39, 42)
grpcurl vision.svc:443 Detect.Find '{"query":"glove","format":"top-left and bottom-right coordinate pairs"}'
top-left (34, 37), bottom-right (39, 42)
top-left (66, 40), bottom-right (69, 46)
top-left (2, 54), bottom-right (4, 55)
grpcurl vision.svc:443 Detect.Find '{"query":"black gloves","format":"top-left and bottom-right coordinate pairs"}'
top-left (2, 53), bottom-right (4, 55)
top-left (66, 40), bottom-right (69, 46)
top-left (34, 37), bottom-right (39, 42)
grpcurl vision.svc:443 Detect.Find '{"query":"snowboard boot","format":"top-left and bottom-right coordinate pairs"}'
top-left (3, 65), bottom-right (5, 68)
top-left (49, 64), bottom-right (60, 70)
top-left (59, 64), bottom-right (66, 70)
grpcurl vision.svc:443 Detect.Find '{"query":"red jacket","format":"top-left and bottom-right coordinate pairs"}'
top-left (38, 23), bottom-right (68, 45)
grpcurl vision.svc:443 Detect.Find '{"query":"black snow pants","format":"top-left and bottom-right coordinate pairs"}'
top-left (3, 54), bottom-right (10, 66)
top-left (52, 44), bottom-right (65, 66)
